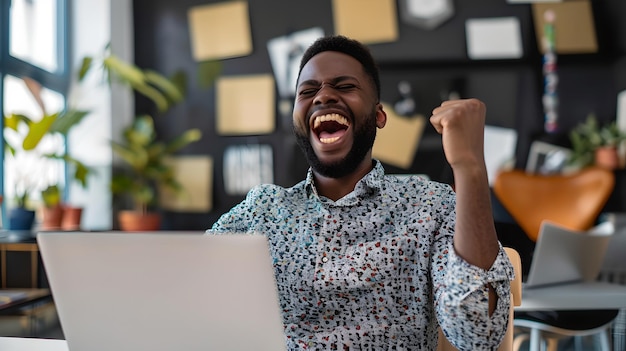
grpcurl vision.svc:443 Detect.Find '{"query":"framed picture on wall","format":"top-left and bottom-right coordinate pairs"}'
top-left (526, 141), bottom-right (573, 175)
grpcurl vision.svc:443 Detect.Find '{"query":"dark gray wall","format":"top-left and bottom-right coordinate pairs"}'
top-left (132, 0), bottom-right (626, 230)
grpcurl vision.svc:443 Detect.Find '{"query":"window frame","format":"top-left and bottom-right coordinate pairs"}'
top-left (0, 0), bottom-right (71, 226)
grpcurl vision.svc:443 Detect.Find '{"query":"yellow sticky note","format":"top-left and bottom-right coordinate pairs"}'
top-left (188, 1), bottom-right (252, 61)
top-left (216, 74), bottom-right (275, 135)
top-left (332, 0), bottom-right (398, 44)
top-left (372, 103), bottom-right (426, 169)
top-left (532, 0), bottom-right (598, 54)
top-left (159, 156), bottom-right (213, 212)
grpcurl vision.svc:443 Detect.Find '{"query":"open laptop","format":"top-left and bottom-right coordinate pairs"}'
top-left (37, 232), bottom-right (286, 351)
top-left (524, 221), bottom-right (613, 289)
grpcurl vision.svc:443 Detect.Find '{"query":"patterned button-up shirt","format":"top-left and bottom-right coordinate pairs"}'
top-left (209, 161), bottom-right (513, 350)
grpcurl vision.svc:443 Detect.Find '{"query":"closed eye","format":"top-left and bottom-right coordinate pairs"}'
top-left (336, 84), bottom-right (356, 90)
top-left (298, 88), bottom-right (318, 96)
top-left (298, 84), bottom-right (356, 97)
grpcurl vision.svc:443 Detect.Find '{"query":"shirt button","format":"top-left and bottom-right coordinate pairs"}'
top-left (321, 256), bottom-right (329, 263)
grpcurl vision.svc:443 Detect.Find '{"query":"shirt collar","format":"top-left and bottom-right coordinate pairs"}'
top-left (304, 159), bottom-right (385, 200)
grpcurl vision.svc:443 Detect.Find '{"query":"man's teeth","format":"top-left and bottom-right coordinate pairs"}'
top-left (313, 114), bottom-right (349, 129)
top-left (320, 136), bottom-right (340, 144)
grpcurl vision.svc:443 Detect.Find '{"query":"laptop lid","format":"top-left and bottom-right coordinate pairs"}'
top-left (524, 221), bottom-right (613, 288)
top-left (37, 232), bottom-right (286, 351)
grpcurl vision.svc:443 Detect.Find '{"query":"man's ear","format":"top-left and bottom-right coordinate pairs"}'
top-left (376, 103), bottom-right (387, 129)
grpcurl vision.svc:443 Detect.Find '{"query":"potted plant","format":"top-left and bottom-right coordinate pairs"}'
top-left (78, 47), bottom-right (202, 231)
top-left (4, 77), bottom-right (93, 231)
top-left (111, 115), bottom-right (201, 231)
top-left (5, 172), bottom-right (38, 231)
top-left (40, 184), bottom-right (64, 230)
top-left (568, 114), bottom-right (626, 170)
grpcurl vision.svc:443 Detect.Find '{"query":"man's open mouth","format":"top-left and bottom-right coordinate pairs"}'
top-left (312, 113), bottom-right (350, 144)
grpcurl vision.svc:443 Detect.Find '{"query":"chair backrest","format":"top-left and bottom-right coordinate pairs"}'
top-left (492, 167), bottom-right (614, 242)
top-left (437, 247), bottom-right (522, 351)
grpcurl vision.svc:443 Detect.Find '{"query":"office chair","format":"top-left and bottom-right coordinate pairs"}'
top-left (492, 166), bottom-right (614, 242)
top-left (492, 167), bottom-right (618, 351)
top-left (512, 310), bottom-right (617, 351)
top-left (437, 247), bottom-right (522, 351)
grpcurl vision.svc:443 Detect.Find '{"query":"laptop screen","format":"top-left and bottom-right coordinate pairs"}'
top-left (524, 221), bottom-right (612, 288)
top-left (37, 232), bottom-right (286, 351)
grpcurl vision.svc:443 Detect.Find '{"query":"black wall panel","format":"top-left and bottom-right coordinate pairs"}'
top-left (131, 0), bottom-right (626, 230)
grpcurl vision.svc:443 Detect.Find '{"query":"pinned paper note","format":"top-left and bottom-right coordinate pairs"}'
top-left (617, 90), bottom-right (626, 133)
top-left (465, 17), bottom-right (523, 60)
top-left (532, 0), bottom-right (598, 54)
top-left (216, 74), bottom-right (275, 135)
top-left (188, 1), bottom-right (252, 61)
top-left (484, 125), bottom-right (517, 186)
top-left (332, 0), bottom-right (398, 44)
top-left (372, 103), bottom-right (426, 169)
top-left (159, 156), bottom-right (213, 212)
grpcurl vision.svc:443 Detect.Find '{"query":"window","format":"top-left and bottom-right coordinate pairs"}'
top-left (10, 0), bottom-right (61, 72)
top-left (1, 0), bottom-right (70, 219)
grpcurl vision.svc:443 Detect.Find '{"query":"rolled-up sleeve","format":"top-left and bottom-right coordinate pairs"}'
top-left (434, 243), bottom-right (514, 351)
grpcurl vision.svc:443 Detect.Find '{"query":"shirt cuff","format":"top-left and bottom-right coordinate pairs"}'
top-left (443, 243), bottom-right (515, 304)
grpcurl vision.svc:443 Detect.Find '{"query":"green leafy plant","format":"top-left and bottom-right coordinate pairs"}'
top-left (79, 46), bottom-right (203, 215)
top-left (41, 185), bottom-right (63, 208)
top-left (568, 114), bottom-right (626, 168)
top-left (77, 48), bottom-right (185, 112)
top-left (3, 77), bottom-right (93, 208)
top-left (110, 115), bottom-right (201, 214)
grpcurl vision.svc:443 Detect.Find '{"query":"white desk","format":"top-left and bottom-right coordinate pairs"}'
top-left (3, 282), bottom-right (626, 351)
top-left (0, 337), bottom-right (68, 351)
top-left (517, 281), bottom-right (626, 311)
top-left (515, 281), bottom-right (626, 351)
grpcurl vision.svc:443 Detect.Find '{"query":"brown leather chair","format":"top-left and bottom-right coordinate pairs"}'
top-left (492, 167), bottom-right (615, 242)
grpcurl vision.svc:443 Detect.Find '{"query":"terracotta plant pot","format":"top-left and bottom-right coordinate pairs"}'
top-left (118, 210), bottom-right (161, 231)
top-left (40, 205), bottom-right (65, 231)
top-left (595, 146), bottom-right (619, 170)
top-left (61, 206), bottom-right (83, 231)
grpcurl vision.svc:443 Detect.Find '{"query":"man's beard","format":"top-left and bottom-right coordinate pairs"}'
top-left (294, 109), bottom-right (377, 178)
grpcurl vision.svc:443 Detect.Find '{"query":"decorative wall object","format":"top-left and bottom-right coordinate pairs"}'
top-left (399, 0), bottom-right (455, 30)
top-left (541, 9), bottom-right (559, 133)
top-left (188, 1), bottom-right (252, 61)
top-left (526, 141), bottom-right (573, 175)
top-left (216, 74), bottom-right (275, 135)
top-left (393, 81), bottom-right (417, 117)
top-left (223, 144), bottom-right (273, 195)
top-left (267, 27), bottom-right (324, 99)
top-left (332, 0), bottom-right (398, 44)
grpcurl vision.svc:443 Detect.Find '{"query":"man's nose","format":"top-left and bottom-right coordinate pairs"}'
top-left (313, 84), bottom-right (338, 104)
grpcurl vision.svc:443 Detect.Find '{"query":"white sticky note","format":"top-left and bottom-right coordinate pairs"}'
top-left (484, 125), bottom-right (517, 186)
top-left (466, 17), bottom-right (523, 60)
top-left (617, 90), bottom-right (626, 133)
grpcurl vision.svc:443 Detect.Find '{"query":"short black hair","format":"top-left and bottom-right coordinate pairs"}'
top-left (298, 35), bottom-right (381, 100)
